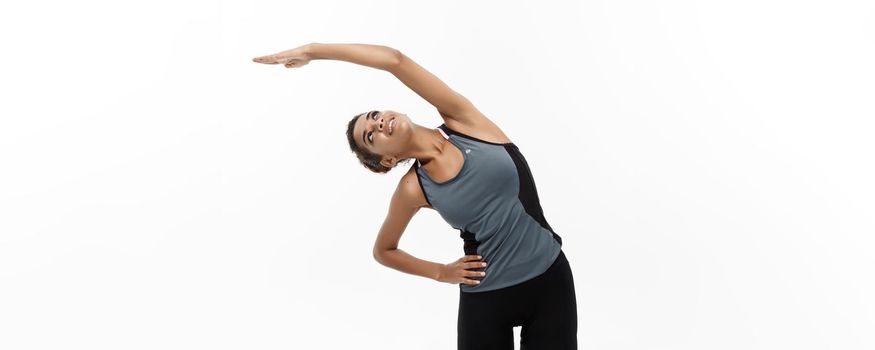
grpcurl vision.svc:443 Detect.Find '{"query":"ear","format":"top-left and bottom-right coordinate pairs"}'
top-left (380, 155), bottom-right (397, 168)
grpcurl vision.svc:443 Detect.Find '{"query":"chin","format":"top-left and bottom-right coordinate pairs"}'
top-left (397, 114), bottom-right (414, 132)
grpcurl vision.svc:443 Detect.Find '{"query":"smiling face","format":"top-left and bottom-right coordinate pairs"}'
top-left (347, 109), bottom-right (414, 172)
top-left (355, 110), bottom-right (409, 161)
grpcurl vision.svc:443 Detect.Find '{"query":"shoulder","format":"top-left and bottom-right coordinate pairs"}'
top-left (394, 163), bottom-right (433, 210)
top-left (440, 110), bottom-right (513, 144)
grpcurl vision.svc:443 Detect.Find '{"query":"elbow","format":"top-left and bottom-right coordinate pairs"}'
top-left (373, 247), bottom-right (397, 266)
top-left (373, 249), bottom-right (386, 265)
top-left (393, 49), bottom-right (404, 65)
top-left (386, 49), bottom-right (404, 71)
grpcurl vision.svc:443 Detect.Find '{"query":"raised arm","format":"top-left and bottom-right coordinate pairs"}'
top-left (254, 43), bottom-right (400, 71)
top-left (254, 42), bottom-right (508, 141)
top-left (386, 50), bottom-right (510, 143)
top-left (306, 42), bottom-right (401, 71)
top-left (305, 43), bottom-right (481, 122)
top-left (385, 51), bottom-right (487, 127)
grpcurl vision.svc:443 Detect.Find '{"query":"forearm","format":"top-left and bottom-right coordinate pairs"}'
top-left (374, 248), bottom-right (442, 281)
top-left (306, 42), bottom-right (401, 71)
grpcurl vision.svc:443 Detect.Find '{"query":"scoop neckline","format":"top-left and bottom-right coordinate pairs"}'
top-left (417, 135), bottom-right (467, 185)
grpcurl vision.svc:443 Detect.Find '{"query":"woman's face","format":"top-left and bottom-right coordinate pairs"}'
top-left (353, 110), bottom-right (412, 165)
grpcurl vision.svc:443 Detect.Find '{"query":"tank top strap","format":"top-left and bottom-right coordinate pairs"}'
top-left (437, 127), bottom-right (450, 140)
top-left (438, 123), bottom-right (515, 147)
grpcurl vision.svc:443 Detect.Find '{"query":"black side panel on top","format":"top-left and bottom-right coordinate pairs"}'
top-left (460, 229), bottom-right (485, 280)
top-left (503, 144), bottom-right (563, 246)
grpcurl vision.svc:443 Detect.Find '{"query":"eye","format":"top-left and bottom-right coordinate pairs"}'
top-left (366, 111), bottom-right (380, 144)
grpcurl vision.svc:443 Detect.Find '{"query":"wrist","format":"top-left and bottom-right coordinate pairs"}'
top-left (433, 263), bottom-right (445, 281)
top-left (303, 42), bottom-right (318, 59)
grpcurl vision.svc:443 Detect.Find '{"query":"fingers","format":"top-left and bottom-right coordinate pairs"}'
top-left (252, 54), bottom-right (282, 64)
top-left (466, 261), bottom-right (487, 269)
top-left (450, 255), bottom-right (486, 285)
top-left (466, 270), bottom-right (486, 277)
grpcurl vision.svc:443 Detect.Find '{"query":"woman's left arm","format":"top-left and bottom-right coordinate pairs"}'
top-left (306, 42), bottom-right (402, 71)
top-left (254, 42), bottom-right (486, 126)
top-left (385, 50), bottom-right (484, 126)
top-left (306, 43), bottom-right (481, 124)
top-left (254, 43), bottom-right (401, 71)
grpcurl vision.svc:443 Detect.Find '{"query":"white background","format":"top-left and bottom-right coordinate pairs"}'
top-left (1, 1), bottom-right (873, 349)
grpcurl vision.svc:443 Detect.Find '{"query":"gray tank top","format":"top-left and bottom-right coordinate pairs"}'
top-left (413, 123), bottom-right (563, 293)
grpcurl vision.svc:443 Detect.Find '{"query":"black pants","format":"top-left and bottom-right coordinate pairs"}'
top-left (457, 250), bottom-right (577, 350)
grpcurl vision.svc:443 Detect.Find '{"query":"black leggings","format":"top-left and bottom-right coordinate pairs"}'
top-left (457, 250), bottom-right (577, 350)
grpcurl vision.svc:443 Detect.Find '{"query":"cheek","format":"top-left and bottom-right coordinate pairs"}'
top-left (381, 138), bottom-right (401, 153)
top-left (371, 142), bottom-right (387, 155)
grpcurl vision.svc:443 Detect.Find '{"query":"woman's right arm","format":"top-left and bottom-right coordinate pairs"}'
top-left (373, 169), bottom-right (486, 285)
top-left (372, 169), bottom-right (442, 281)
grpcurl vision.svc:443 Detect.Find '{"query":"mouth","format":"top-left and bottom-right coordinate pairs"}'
top-left (388, 117), bottom-right (396, 135)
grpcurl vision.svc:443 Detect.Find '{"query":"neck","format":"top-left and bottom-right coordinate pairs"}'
top-left (404, 123), bottom-right (446, 165)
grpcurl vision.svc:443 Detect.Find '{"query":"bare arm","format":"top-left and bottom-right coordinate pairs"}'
top-left (372, 169), bottom-right (441, 280)
top-left (303, 42), bottom-right (477, 123)
top-left (254, 43), bottom-right (510, 143)
top-left (386, 49), bottom-right (512, 144)
top-left (373, 169), bottom-right (486, 286)
top-left (306, 42), bottom-right (402, 71)
top-left (272, 43), bottom-right (492, 127)
top-left (386, 51), bottom-right (488, 127)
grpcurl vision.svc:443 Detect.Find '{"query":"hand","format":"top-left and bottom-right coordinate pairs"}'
top-left (437, 255), bottom-right (488, 285)
top-left (252, 44), bottom-right (312, 68)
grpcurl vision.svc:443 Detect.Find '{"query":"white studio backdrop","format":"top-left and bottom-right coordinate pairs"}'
top-left (1, 1), bottom-right (873, 349)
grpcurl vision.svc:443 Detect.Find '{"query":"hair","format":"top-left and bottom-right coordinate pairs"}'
top-left (346, 111), bottom-right (413, 174)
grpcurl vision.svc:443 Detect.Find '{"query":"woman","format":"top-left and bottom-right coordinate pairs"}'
top-left (253, 43), bottom-right (577, 350)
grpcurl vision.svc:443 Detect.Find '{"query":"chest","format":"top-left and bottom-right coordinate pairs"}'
top-left (420, 141), bottom-right (519, 229)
